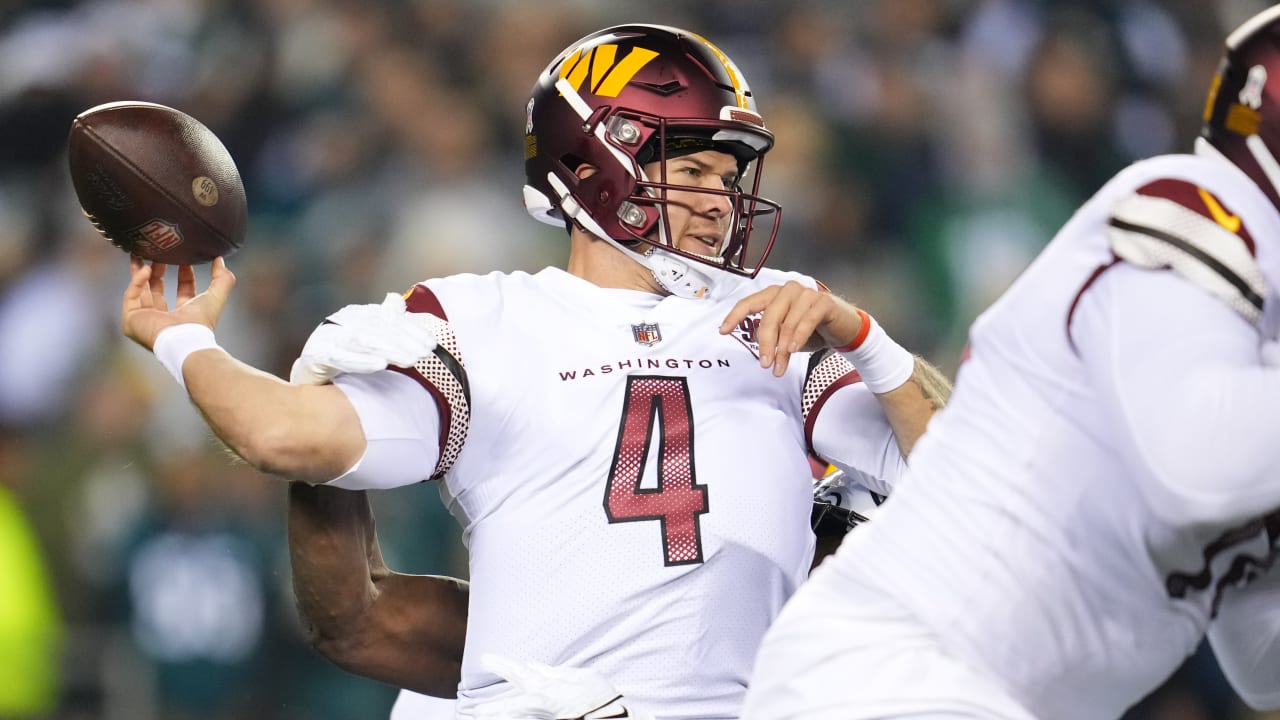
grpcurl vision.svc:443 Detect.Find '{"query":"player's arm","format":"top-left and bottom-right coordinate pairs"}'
top-left (1207, 566), bottom-right (1280, 711)
top-left (1075, 264), bottom-right (1280, 525)
top-left (121, 258), bottom-right (366, 483)
top-left (288, 482), bottom-right (467, 697)
top-left (719, 281), bottom-right (947, 461)
top-left (869, 355), bottom-right (951, 457)
top-left (1079, 176), bottom-right (1280, 524)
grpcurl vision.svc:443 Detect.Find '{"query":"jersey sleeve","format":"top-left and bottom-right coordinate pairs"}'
top-left (1073, 263), bottom-right (1280, 526)
top-left (1105, 178), bottom-right (1265, 325)
top-left (327, 371), bottom-right (442, 490)
top-left (802, 349), bottom-right (906, 496)
top-left (1208, 562), bottom-right (1280, 710)
top-left (326, 282), bottom-right (471, 490)
top-left (392, 283), bottom-right (470, 478)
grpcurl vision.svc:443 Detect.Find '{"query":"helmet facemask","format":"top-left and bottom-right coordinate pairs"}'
top-left (605, 112), bottom-right (780, 278)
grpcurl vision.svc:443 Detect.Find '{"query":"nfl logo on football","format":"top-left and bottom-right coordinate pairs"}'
top-left (632, 323), bottom-right (662, 346)
top-left (128, 219), bottom-right (184, 252)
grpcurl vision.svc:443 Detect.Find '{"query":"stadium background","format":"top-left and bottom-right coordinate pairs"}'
top-left (0, 0), bottom-right (1275, 718)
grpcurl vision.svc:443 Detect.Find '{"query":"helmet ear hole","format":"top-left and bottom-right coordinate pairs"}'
top-left (561, 154), bottom-right (588, 178)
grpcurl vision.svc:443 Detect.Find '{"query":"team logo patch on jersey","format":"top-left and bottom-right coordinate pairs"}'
top-left (728, 314), bottom-right (762, 358)
top-left (632, 323), bottom-right (662, 346)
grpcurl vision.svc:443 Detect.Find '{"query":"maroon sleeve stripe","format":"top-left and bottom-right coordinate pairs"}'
top-left (390, 363), bottom-right (454, 482)
top-left (404, 284), bottom-right (448, 319)
top-left (803, 372), bottom-right (863, 457)
top-left (801, 350), bottom-right (864, 457)
top-left (385, 286), bottom-right (470, 481)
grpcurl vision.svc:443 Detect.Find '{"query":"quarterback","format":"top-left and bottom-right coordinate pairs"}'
top-left (119, 24), bottom-right (948, 720)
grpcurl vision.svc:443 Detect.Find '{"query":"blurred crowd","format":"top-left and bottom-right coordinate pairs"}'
top-left (0, 0), bottom-right (1276, 718)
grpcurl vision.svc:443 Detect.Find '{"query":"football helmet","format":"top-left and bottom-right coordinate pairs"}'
top-left (1200, 4), bottom-right (1280, 212)
top-left (523, 24), bottom-right (782, 298)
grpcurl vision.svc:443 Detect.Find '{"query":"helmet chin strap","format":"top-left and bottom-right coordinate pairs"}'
top-left (642, 246), bottom-right (720, 299)
top-left (543, 170), bottom-right (728, 300)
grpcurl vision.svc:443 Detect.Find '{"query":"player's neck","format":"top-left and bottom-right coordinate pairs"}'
top-left (566, 231), bottom-right (667, 295)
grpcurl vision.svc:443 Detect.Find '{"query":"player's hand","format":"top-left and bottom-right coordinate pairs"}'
top-left (465, 654), bottom-right (655, 720)
top-left (121, 256), bottom-right (235, 352)
top-left (290, 292), bottom-right (439, 385)
top-left (718, 281), bottom-right (864, 377)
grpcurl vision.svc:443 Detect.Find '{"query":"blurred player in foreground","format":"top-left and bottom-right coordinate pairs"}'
top-left (118, 23), bottom-right (949, 719)
top-left (743, 6), bottom-right (1280, 719)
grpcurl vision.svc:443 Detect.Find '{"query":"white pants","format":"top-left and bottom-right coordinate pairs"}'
top-left (741, 560), bottom-right (1037, 720)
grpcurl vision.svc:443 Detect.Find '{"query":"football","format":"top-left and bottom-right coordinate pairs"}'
top-left (67, 101), bottom-right (247, 265)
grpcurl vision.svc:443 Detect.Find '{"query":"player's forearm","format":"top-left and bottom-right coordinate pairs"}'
top-left (289, 482), bottom-right (381, 647)
top-left (349, 572), bottom-right (469, 696)
top-left (876, 356), bottom-right (951, 457)
top-left (288, 483), bottom-right (468, 696)
top-left (183, 349), bottom-right (365, 483)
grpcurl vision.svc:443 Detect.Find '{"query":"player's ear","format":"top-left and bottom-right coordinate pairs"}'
top-left (576, 163), bottom-right (598, 180)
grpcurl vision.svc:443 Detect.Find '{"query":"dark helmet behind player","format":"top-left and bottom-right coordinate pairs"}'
top-left (522, 24), bottom-right (782, 298)
top-left (1201, 4), bottom-right (1280, 212)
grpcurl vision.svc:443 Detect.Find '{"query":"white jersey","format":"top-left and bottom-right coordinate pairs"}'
top-left (330, 266), bottom-right (905, 719)
top-left (745, 150), bottom-right (1280, 720)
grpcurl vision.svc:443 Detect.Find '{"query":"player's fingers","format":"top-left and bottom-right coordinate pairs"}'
top-left (125, 256), bottom-right (152, 310)
top-left (754, 283), bottom-right (807, 369)
top-left (176, 265), bottom-right (197, 305)
top-left (778, 291), bottom-right (840, 375)
top-left (403, 316), bottom-right (440, 351)
top-left (781, 292), bottom-right (827, 355)
top-left (148, 262), bottom-right (170, 310)
top-left (481, 653), bottom-right (522, 682)
top-left (207, 257), bottom-right (237, 303)
top-left (718, 286), bottom-right (778, 334)
top-left (381, 340), bottom-right (428, 368)
top-left (363, 318), bottom-right (437, 360)
top-left (480, 653), bottom-right (541, 691)
top-left (330, 350), bottom-right (388, 374)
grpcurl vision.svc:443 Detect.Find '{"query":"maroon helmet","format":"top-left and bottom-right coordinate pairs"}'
top-left (1201, 4), bottom-right (1280, 212)
top-left (522, 24), bottom-right (782, 289)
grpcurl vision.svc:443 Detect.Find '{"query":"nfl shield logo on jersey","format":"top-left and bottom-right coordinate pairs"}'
top-left (632, 323), bottom-right (662, 346)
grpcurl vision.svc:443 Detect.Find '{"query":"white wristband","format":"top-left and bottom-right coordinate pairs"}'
top-left (837, 312), bottom-right (915, 394)
top-left (153, 324), bottom-right (220, 392)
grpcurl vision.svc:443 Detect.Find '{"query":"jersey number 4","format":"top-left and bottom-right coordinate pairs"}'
top-left (604, 375), bottom-right (709, 566)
